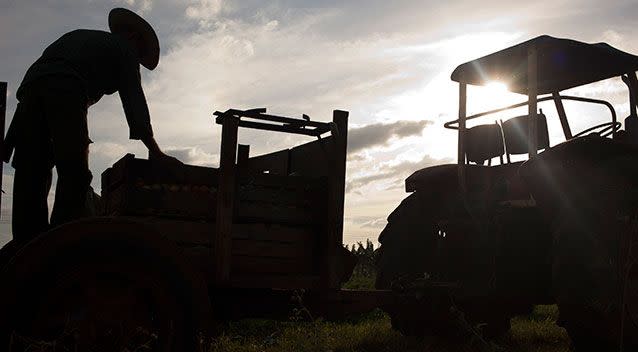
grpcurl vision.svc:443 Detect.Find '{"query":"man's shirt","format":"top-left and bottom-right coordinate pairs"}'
top-left (17, 29), bottom-right (153, 140)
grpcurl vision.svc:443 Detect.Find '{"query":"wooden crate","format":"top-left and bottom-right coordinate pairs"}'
top-left (144, 219), bottom-right (319, 277)
top-left (101, 154), bottom-right (329, 225)
top-left (101, 109), bottom-right (349, 289)
top-left (101, 154), bottom-right (218, 218)
top-left (101, 154), bottom-right (328, 284)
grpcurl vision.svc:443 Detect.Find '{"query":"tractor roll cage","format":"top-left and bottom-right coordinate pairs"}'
top-left (452, 35), bottom-right (638, 170)
top-left (450, 35), bottom-right (638, 193)
top-left (444, 93), bottom-right (618, 136)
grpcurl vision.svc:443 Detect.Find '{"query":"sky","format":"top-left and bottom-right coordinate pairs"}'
top-left (1, 0), bottom-right (638, 246)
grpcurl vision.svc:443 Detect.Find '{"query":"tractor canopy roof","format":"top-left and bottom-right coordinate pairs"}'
top-left (451, 35), bottom-right (638, 95)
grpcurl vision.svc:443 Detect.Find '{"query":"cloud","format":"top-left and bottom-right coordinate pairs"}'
top-left (139, 10), bottom-right (435, 158)
top-left (185, 0), bottom-right (224, 28)
top-left (164, 146), bottom-right (218, 166)
top-left (348, 119), bottom-right (432, 155)
top-left (347, 215), bottom-right (387, 230)
top-left (346, 153), bottom-right (451, 193)
top-left (119, 0), bottom-right (153, 12)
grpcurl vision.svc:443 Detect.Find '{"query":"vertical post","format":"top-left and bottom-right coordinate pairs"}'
top-left (629, 72), bottom-right (638, 117)
top-left (237, 144), bottom-right (250, 165)
top-left (457, 83), bottom-right (467, 193)
top-left (528, 45), bottom-right (538, 158)
top-left (552, 92), bottom-right (572, 140)
top-left (323, 110), bottom-right (348, 288)
top-left (214, 115), bottom-right (239, 284)
top-left (0, 82), bottom-right (6, 213)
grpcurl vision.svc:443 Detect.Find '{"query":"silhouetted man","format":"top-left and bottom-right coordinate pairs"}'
top-left (4, 8), bottom-right (180, 243)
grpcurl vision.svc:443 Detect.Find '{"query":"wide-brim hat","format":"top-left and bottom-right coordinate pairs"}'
top-left (108, 8), bottom-right (160, 70)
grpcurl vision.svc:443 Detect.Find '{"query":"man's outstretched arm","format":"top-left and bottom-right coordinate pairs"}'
top-left (118, 53), bottom-right (181, 166)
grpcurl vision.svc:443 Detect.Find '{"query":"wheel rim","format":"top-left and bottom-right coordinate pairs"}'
top-left (10, 260), bottom-right (179, 351)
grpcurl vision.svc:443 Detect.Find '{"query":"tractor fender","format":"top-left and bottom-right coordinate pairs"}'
top-left (405, 163), bottom-right (497, 195)
top-left (405, 164), bottom-right (459, 194)
top-left (0, 216), bottom-right (215, 336)
top-left (519, 136), bottom-right (638, 224)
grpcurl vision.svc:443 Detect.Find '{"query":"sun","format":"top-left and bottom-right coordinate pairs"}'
top-left (484, 81), bottom-right (508, 92)
top-left (467, 80), bottom-right (521, 120)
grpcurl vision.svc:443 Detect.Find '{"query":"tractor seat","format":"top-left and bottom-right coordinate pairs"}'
top-left (502, 113), bottom-right (549, 155)
top-left (465, 123), bottom-right (504, 165)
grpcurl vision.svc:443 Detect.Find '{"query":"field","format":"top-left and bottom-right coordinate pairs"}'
top-left (206, 241), bottom-right (572, 352)
top-left (207, 306), bottom-right (570, 352)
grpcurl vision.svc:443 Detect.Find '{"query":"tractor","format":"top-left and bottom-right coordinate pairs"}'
top-left (375, 35), bottom-right (638, 350)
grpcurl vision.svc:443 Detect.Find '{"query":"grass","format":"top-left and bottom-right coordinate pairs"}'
top-left (13, 242), bottom-right (572, 351)
top-left (204, 243), bottom-right (571, 351)
top-left (205, 306), bottom-right (570, 352)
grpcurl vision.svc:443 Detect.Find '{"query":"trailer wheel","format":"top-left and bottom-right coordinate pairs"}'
top-left (0, 218), bottom-right (210, 351)
top-left (553, 216), bottom-right (638, 351)
top-left (0, 240), bottom-right (19, 271)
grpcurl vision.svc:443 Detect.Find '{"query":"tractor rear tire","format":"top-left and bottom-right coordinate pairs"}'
top-left (375, 193), bottom-right (513, 338)
top-left (375, 193), bottom-right (451, 337)
top-left (553, 216), bottom-right (638, 351)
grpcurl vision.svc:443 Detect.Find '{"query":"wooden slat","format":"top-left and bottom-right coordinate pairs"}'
top-left (126, 188), bottom-right (216, 218)
top-left (152, 219), bottom-right (213, 245)
top-left (229, 274), bottom-right (321, 289)
top-left (232, 238), bottom-right (313, 259)
top-left (289, 137), bottom-right (334, 177)
top-left (237, 184), bottom-right (323, 207)
top-left (239, 149), bottom-right (289, 175)
top-left (135, 219), bottom-right (317, 247)
top-left (237, 201), bottom-right (322, 225)
top-left (232, 223), bottom-right (315, 243)
top-left (238, 172), bottom-right (327, 190)
top-left (231, 256), bottom-right (313, 274)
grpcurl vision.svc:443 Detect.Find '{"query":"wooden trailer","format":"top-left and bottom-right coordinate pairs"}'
top-left (0, 101), bottom-right (389, 351)
top-left (101, 108), bottom-right (353, 290)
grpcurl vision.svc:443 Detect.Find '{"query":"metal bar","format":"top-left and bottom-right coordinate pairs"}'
top-left (215, 109), bottom-right (330, 129)
top-left (528, 45), bottom-right (538, 158)
top-left (628, 72), bottom-right (638, 118)
top-left (214, 115), bottom-right (239, 284)
top-left (553, 92), bottom-right (573, 140)
top-left (0, 82), bottom-right (5, 213)
top-left (458, 82), bottom-right (467, 193)
top-left (236, 120), bottom-right (328, 136)
top-left (444, 95), bottom-right (617, 130)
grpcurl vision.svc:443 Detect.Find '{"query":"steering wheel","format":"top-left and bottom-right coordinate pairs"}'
top-left (573, 121), bottom-right (622, 138)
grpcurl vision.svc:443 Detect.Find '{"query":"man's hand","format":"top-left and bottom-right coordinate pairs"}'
top-left (142, 135), bottom-right (183, 168)
top-left (149, 150), bottom-right (183, 168)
